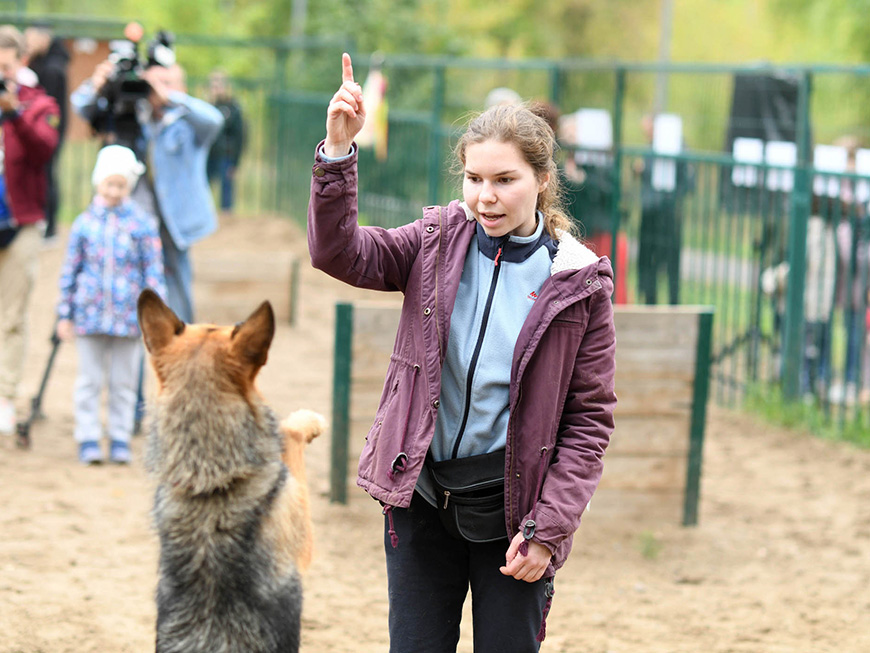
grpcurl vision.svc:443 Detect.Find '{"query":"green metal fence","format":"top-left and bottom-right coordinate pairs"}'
top-left (39, 25), bottom-right (870, 438)
top-left (266, 59), bottom-right (870, 438)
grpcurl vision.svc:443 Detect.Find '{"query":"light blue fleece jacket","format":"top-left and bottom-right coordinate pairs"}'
top-left (416, 210), bottom-right (556, 503)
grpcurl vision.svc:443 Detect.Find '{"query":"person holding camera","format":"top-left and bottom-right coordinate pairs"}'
top-left (72, 47), bottom-right (223, 324)
top-left (0, 25), bottom-right (60, 435)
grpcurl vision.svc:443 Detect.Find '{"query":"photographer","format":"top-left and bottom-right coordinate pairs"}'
top-left (24, 24), bottom-right (69, 244)
top-left (71, 34), bottom-right (223, 323)
top-left (0, 25), bottom-right (60, 434)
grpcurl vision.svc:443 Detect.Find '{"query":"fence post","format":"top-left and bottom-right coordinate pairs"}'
top-left (609, 67), bottom-right (626, 293)
top-left (330, 302), bottom-right (353, 504)
top-left (271, 45), bottom-right (289, 214)
top-left (548, 63), bottom-right (563, 110)
top-left (782, 70), bottom-right (812, 401)
top-left (683, 308), bottom-right (714, 526)
top-left (427, 64), bottom-right (446, 206)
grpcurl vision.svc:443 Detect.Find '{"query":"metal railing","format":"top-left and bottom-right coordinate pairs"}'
top-left (37, 28), bottom-right (870, 437)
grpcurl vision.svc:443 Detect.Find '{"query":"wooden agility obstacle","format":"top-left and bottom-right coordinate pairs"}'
top-left (330, 301), bottom-right (713, 527)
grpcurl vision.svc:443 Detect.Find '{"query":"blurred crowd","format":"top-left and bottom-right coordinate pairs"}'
top-left (0, 23), bottom-right (246, 463)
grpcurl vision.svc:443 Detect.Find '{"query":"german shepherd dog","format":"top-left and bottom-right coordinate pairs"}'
top-left (137, 289), bottom-right (324, 653)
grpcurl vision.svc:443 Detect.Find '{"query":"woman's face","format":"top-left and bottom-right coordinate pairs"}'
top-left (462, 139), bottom-right (548, 239)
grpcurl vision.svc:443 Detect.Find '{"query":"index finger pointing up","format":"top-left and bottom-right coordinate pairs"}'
top-left (341, 52), bottom-right (354, 84)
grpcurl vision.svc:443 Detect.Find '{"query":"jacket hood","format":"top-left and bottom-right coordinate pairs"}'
top-left (551, 230), bottom-right (604, 276)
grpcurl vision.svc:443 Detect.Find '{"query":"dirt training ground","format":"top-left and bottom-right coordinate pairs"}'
top-left (1, 215), bottom-right (869, 652)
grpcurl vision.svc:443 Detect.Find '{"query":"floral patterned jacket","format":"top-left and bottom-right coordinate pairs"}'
top-left (57, 197), bottom-right (166, 337)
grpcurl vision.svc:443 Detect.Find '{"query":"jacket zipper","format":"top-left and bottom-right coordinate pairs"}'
top-left (103, 211), bottom-right (116, 331)
top-left (450, 237), bottom-right (508, 459)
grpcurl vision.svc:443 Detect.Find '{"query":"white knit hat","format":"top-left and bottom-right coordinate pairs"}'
top-left (92, 145), bottom-right (146, 190)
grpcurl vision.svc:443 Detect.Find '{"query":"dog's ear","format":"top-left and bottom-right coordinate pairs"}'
top-left (231, 301), bottom-right (275, 369)
top-left (138, 289), bottom-right (185, 354)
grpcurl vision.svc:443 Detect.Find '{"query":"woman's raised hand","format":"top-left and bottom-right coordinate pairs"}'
top-left (324, 53), bottom-right (366, 158)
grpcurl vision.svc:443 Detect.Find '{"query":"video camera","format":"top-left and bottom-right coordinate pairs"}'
top-left (90, 23), bottom-right (175, 157)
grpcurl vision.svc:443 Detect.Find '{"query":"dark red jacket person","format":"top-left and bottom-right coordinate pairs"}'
top-left (3, 82), bottom-right (59, 225)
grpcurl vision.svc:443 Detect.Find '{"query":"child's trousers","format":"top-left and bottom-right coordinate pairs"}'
top-left (384, 491), bottom-right (550, 653)
top-left (74, 335), bottom-right (141, 443)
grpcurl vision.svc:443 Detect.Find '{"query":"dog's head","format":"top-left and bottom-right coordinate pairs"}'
top-left (137, 289), bottom-right (275, 399)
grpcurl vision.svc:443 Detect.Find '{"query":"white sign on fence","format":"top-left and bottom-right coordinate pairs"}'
top-left (854, 149), bottom-right (870, 204)
top-left (732, 137), bottom-right (764, 188)
top-left (651, 113), bottom-right (683, 192)
top-left (765, 141), bottom-right (797, 192)
top-left (573, 108), bottom-right (613, 167)
top-left (812, 144), bottom-right (848, 198)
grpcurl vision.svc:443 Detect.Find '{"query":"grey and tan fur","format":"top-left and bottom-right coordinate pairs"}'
top-left (138, 289), bottom-right (324, 653)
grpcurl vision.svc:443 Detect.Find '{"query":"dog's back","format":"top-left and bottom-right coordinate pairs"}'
top-left (150, 404), bottom-right (302, 653)
top-left (138, 290), bottom-right (321, 653)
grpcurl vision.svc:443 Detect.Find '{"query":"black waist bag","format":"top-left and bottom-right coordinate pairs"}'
top-left (427, 449), bottom-right (507, 543)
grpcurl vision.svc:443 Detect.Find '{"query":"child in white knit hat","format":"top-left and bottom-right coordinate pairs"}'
top-left (56, 145), bottom-right (167, 465)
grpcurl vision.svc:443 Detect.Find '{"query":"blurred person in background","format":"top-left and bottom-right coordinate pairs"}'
top-left (24, 23), bottom-right (69, 245)
top-left (634, 113), bottom-right (692, 306)
top-left (72, 54), bottom-right (223, 323)
top-left (484, 86), bottom-right (521, 109)
top-left (207, 69), bottom-right (245, 214)
top-left (830, 135), bottom-right (869, 406)
top-left (0, 25), bottom-right (60, 434)
top-left (56, 145), bottom-right (165, 464)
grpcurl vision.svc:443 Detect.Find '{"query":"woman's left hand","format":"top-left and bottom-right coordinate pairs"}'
top-left (499, 531), bottom-right (551, 583)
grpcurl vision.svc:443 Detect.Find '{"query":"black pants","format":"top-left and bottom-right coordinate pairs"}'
top-left (384, 492), bottom-right (550, 653)
top-left (43, 148), bottom-right (61, 239)
top-left (637, 201), bottom-right (681, 306)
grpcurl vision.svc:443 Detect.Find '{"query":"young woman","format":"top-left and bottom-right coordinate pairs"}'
top-left (308, 54), bottom-right (617, 652)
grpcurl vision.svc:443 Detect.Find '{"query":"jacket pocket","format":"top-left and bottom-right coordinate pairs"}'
top-left (358, 357), bottom-right (419, 483)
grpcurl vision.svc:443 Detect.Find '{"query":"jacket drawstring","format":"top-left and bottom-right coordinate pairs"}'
top-left (387, 363), bottom-right (420, 481)
top-left (383, 504), bottom-right (399, 548)
top-left (537, 577), bottom-right (555, 642)
top-left (519, 446), bottom-right (549, 557)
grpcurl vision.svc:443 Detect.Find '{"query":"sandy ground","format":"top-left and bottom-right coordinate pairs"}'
top-left (1, 215), bottom-right (869, 653)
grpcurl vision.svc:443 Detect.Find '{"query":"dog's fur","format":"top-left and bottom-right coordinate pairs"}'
top-left (138, 289), bottom-right (324, 653)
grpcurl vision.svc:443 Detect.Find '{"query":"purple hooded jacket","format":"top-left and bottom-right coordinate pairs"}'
top-left (308, 145), bottom-right (616, 573)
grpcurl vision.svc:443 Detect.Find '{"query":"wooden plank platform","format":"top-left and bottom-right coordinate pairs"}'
top-left (333, 301), bottom-right (712, 526)
top-left (191, 250), bottom-right (296, 324)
